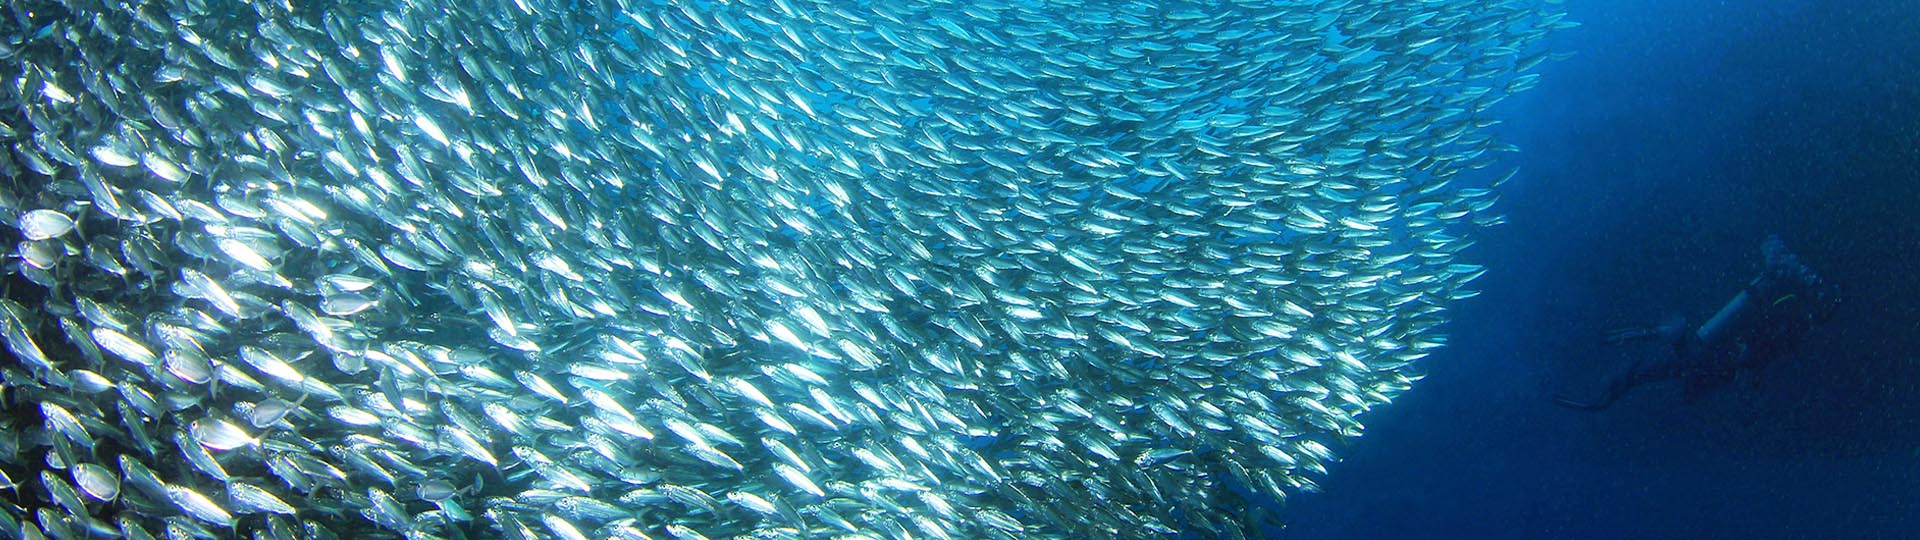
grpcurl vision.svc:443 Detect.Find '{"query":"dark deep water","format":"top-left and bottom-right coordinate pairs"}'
top-left (1282, 1), bottom-right (1920, 539)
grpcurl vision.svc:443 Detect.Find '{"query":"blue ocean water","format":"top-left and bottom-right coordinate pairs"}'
top-left (1, 1), bottom-right (1906, 538)
top-left (1282, 1), bottom-right (1920, 539)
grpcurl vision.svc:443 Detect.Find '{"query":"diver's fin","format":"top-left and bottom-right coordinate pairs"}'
top-left (1601, 326), bottom-right (1657, 345)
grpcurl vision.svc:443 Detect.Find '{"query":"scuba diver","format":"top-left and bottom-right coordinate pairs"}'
top-left (1554, 235), bottom-right (1839, 411)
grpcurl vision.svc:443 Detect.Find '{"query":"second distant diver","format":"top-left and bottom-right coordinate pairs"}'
top-left (1554, 236), bottom-right (1839, 411)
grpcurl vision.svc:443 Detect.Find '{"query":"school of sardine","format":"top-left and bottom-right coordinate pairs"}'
top-left (0, 0), bottom-right (1567, 538)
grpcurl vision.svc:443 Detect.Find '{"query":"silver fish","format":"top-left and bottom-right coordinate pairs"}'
top-left (17, 209), bottom-right (75, 241)
top-left (0, 0), bottom-right (1562, 538)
